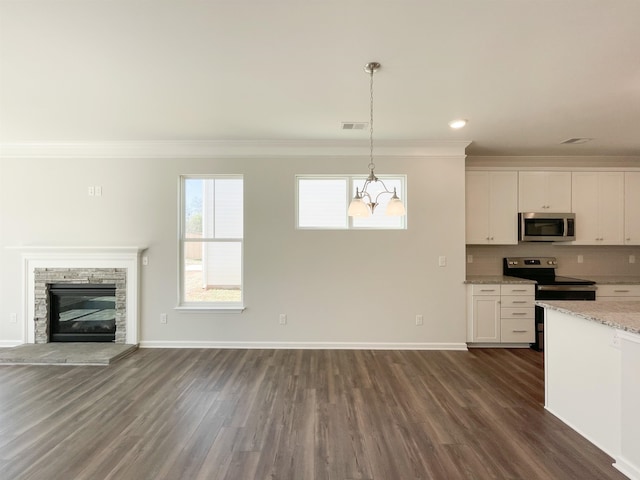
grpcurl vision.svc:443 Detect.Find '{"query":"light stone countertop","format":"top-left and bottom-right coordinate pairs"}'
top-left (536, 300), bottom-right (640, 335)
top-left (588, 276), bottom-right (640, 285)
top-left (465, 275), bottom-right (536, 285)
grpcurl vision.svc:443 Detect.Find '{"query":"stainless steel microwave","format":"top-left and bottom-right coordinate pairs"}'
top-left (519, 212), bottom-right (576, 242)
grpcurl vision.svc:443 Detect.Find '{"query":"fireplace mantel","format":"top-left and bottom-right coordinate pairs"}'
top-left (16, 246), bottom-right (145, 344)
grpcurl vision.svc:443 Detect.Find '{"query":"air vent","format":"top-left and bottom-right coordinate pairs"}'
top-left (561, 137), bottom-right (593, 145)
top-left (341, 122), bottom-right (368, 130)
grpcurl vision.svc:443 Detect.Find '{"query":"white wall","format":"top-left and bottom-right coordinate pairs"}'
top-left (0, 142), bottom-right (468, 348)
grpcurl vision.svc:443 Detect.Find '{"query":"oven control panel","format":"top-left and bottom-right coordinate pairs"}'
top-left (504, 257), bottom-right (557, 268)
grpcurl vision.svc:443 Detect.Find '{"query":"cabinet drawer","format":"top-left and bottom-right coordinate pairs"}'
top-left (596, 284), bottom-right (640, 297)
top-left (501, 284), bottom-right (535, 296)
top-left (501, 318), bottom-right (535, 343)
top-left (500, 307), bottom-right (534, 319)
top-left (472, 285), bottom-right (501, 295)
top-left (500, 295), bottom-right (534, 308)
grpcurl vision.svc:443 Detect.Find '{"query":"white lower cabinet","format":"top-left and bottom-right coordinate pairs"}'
top-left (596, 284), bottom-right (640, 302)
top-left (467, 284), bottom-right (535, 345)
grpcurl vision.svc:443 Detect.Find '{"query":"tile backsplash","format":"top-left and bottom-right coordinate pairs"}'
top-left (466, 244), bottom-right (640, 278)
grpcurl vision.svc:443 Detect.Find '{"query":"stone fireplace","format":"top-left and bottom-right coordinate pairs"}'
top-left (20, 247), bottom-right (143, 344)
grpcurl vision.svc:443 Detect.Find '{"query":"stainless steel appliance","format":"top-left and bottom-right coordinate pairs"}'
top-left (503, 257), bottom-right (595, 350)
top-left (519, 212), bottom-right (576, 242)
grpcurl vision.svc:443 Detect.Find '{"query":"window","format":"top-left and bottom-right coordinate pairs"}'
top-left (296, 175), bottom-right (406, 229)
top-left (180, 176), bottom-right (243, 308)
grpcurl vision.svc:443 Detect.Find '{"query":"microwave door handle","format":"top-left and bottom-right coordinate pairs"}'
top-left (564, 218), bottom-right (568, 237)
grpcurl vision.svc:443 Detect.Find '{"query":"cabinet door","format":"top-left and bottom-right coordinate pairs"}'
top-left (572, 172), bottom-right (600, 243)
top-left (518, 172), bottom-right (548, 212)
top-left (572, 172), bottom-right (623, 245)
top-left (472, 296), bottom-right (501, 342)
top-left (466, 171), bottom-right (517, 245)
top-left (625, 172), bottom-right (640, 245)
top-left (545, 172), bottom-right (572, 212)
top-left (598, 172), bottom-right (624, 244)
top-left (466, 172), bottom-right (490, 244)
top-left (519, 172), bottom-right (571, 212)
top-left (488, 171), bottom-right (518, 244)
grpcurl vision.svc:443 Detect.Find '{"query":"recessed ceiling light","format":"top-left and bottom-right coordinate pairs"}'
top-left (448, 119), bottom-right (467, 129)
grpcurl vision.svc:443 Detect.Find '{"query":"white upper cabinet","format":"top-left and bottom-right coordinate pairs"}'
top-left (571, 172), bottom-right (624, 245)
top-left (625, 172), bottom-right (640, 245)
top-left (518, 171), bottom-right (572, 213)
top-left (466, 171), bottom-right (518, 245)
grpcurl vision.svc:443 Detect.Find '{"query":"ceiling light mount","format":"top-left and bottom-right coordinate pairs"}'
top-left (348, 61), bottom-right (406, 217)
top-left (364, 62), bottom-right (381, 75)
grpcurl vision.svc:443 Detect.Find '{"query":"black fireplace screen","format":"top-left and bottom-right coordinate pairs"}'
top-left (49, 284), bottom-right (116, 342)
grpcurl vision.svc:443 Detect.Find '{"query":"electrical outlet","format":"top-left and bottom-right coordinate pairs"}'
top-left (9, 313), bottom-right (17, 323)
top-left (438, 256), bottom-right (446, 267)
top-left (467, 255), bottom-right (473, 264)
top-left (415, 315), bottom-right (423, 326)
top-left (95, 186), bottom-right (102, 197)
top-left (630, 255), bottom-right (636, 264)
top-left (279, 314), bottom-right (287, 325)
top-left (88, 186), bottom-right (95, 196)
top-left (142, 256), bottom-right (149, 266)
top-left (577, 255), bottom-right (584, 264)
top-left (160, 313), bottom-right (167, 324)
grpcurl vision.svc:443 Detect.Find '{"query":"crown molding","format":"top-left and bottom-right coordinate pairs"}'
top-left (0, 140), bottom-right (470, 159)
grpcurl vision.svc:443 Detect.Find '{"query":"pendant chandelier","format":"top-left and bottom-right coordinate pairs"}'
top-left (347, 62), bottom-right (406, 217)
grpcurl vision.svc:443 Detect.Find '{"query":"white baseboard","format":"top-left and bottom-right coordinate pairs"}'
top-left (614, 457), bottom-right (640, 480)
top-left (138, 341), bottom-right (469, 350)
top-left (467, 343), bottom-right (532, 348)
top-left (0, 340), bottom-right (23, 348)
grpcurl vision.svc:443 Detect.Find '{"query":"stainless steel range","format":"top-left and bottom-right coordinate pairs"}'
top-left (503, 257), bottom-right (596, 350)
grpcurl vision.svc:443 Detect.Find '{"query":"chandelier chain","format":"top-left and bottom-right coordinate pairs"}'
top-left (368, 67), bottom-right (375, 172)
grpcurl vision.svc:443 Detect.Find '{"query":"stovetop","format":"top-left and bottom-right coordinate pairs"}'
top-left (510, 274), bottom-right (595, 286)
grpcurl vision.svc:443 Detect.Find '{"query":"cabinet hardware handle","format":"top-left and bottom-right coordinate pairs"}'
top-left (511, 312), bottom-right (527, 316)
top-left (480, 289), bottom-right (497, 292)
top-left (614, 290), bottom-right (630, 293)
top-left (511, 289), bottom-right (527, 292)
top-left (512, 330), bottom-right (528, 333)
top-left (511, 301), bottom-right (527, 304)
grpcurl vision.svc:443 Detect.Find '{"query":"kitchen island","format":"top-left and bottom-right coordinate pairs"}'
top-left (537, 300), bottom-right (640, 480)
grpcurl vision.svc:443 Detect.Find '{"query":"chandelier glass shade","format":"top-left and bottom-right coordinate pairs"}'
top-left (347, 62), bottom-right (406, 218)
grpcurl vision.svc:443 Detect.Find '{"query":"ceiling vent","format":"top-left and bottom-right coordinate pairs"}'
top-left (341, 122), bottom-right (368, 130)
top-left (561, 137), bottom-right (593, 145)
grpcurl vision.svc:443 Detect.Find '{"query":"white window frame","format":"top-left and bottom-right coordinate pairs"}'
top-left (177, 175), bottom-right (244, 312)
top-left (296, 174), bottom-right (407, 230)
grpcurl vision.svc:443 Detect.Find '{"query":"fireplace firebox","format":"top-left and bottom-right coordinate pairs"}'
top-left (48, 284), bottom-right (117, 342)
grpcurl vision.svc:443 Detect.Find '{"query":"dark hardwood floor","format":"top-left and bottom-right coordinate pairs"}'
top-left (0, 348), bottom-right (627, 480)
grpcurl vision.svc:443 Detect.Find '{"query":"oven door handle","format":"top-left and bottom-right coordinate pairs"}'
top-left (537, 285), bottom-right (597, 292)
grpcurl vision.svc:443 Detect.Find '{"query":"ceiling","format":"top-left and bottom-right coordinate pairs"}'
top-left (1, 0), bottom-right (639, 157)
